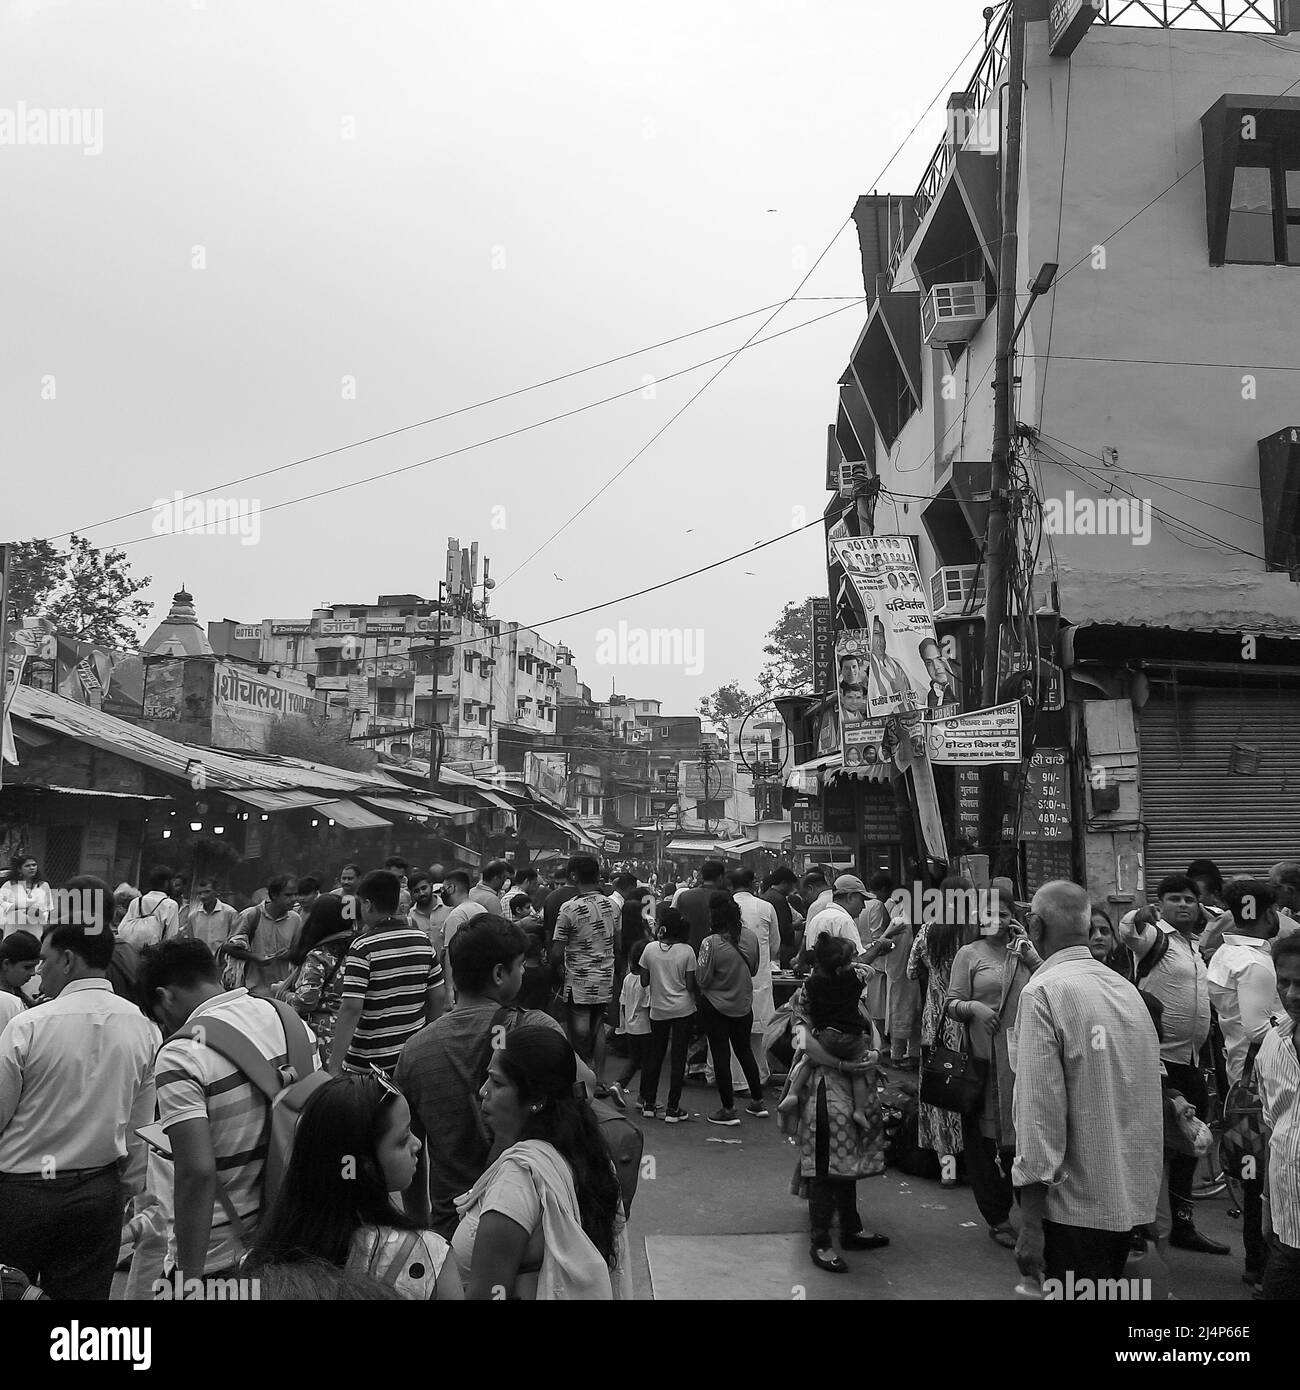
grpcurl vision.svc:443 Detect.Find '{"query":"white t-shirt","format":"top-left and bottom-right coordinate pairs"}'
top-left (804, 903), bottom-right (864, 956)
top-left (640, 941), bottom-right (697, 1020)
top-left (451, 1156), bottom-right (546, 1294)
top-left (119, 891), bottom-right (181, 949)
top-left (0, 990), bottom-right (25, 1039)
top-left (442, 900), bottom-right (487, 955)
top-left (618, 971), bottom-right (651, 1036)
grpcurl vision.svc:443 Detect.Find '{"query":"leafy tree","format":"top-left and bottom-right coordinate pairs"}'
top-left (758, 597), bottom-right (815, 697)
top-left (266, 714), bottom-right (377, 773)
top-left (697, 681), bottom-right (756, 738)
top-left (5, 538), bottom-right (66, 622)
top-left (42, 534), bottom-right (152, 648)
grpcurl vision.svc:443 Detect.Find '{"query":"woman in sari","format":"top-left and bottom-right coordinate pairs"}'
top-left (453, 1025), bottom-right (629, 1299)
top-left (783, 972), bottom-right (889, 1274)
top-left (945, 881), bottom-right (1041, 1249)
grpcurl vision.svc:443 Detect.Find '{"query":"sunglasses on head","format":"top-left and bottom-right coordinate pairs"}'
top-left (369, 1064), bottom-right (402, 1102)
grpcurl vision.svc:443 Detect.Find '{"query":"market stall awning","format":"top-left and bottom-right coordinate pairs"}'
top-left (360, 794), bottom-right (447, 821)
top-left (665, 838), bottom-right (731, 855)
top-left (311, 799), bottom-right (391, 830)
top-left (524, 805), bottom-right (603, 851)
top-left (230, 789), bottom-right (324, 813)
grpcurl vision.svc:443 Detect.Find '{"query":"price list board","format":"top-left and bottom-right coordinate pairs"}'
top-left (860, 785), bottom-right (901, 846)
top-left (1021, 750), bottom-right (1071, 841)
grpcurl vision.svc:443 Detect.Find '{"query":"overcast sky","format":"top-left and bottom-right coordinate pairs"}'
top-left (4, 0), bottom-right (985, 712)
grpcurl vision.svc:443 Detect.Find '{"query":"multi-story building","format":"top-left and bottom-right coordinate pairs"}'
top-left (796, 0), bottom-right (1300, 901)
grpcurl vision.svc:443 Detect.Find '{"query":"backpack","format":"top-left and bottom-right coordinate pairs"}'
top-left (0, 1264), bottom-right (49, 1300)
top-left (590, 1095), bottom-right (644, 1219)
top-left (1133, 926), bottom-right (1172, 985)
top-left (170, 997), bottom-right (329, 1238)
top-left (483, 1006), bottom-right (645, 1218)
top-left (1218, 1033), bottom-right (1270, 1181)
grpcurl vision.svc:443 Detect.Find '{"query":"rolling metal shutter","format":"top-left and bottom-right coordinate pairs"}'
top-left (1138, 688), bottom-right (1300, 886)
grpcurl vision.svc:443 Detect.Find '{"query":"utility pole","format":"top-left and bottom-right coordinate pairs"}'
top-left (978, 0), bottom-right (1026, 868)
top-left (429, 581), bottom-right (445, 791)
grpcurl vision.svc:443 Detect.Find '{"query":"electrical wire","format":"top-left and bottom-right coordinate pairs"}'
top-left (60, 301), bottom-right (862, 553)
top-left (249, 509), bottom-right (833, 673)
top-left (1052, 71), bottom-right (1300, 286)
top-left (46, 298), bottom-right (855, 544)
top-left (1035, 431), bottom-right (1267, 521)
top-left (494, 11), bottom-right (1012, 592)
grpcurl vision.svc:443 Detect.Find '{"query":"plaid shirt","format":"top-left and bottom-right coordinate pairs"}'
top-left (1012, 946), bottom-right (1163, 1231)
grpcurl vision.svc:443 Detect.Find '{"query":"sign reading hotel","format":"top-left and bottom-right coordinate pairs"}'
top-left (925, 701), bottom-right (1022, 765)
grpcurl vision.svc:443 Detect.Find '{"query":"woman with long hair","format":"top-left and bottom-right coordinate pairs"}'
top-left (453, 1025), bottom-right (628, 1299)
top-left (0, 855), bottom-right (52, 937)
top-left (907, 874), bottom-right (979, 1177)
top-left (278, 894), bottom-right (356, 1061)
top-left (1088, 903), bottom-right (1133, 981)
top-left (945, 881), bottom-right (1042, 1249)
top-left (696, 890), bottom-right (766, 1126)
top-left (247, 1071), bottom-right (462, 1300)
top-left (638, 905), bottom-right (698, 1121)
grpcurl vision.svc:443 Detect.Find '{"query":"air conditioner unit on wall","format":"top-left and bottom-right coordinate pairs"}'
top-left (929, 565), bottom-right (987, 618)
top-left (921, 281), bottom-right (987, 345)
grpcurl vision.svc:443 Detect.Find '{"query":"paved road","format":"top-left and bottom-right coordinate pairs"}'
top-left (622, 1073), bottom-right (1255, 1302)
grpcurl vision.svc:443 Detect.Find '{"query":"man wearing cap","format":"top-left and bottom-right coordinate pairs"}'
top-left (800, 875), bottom-right (871, 963)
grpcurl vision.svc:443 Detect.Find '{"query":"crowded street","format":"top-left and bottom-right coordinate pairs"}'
top-left (2, 0), bottom-right (1299, 1362)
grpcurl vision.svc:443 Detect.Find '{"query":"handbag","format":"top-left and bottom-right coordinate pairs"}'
top-left (920, 1038), bottom-right (988, 1115)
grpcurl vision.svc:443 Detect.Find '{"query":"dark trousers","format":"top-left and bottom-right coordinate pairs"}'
top-left (1262, 1241), bottom-right (1300, 1301)
top-left (641, 1016), bottom-right (693, 1110)
top-left (1043, 1220), bottom-right (1131, 1283)
top-left (698, 997), bottom-right (763, 1109)
top-left (960, 1114), bottom-right (1014, 1228)
top-left (808, 1176), bottom-right (863, 1248)
top-left (617, 1032), bottom-right (647, 1086)
top-left (1242, 1176), bottom-right (1267, 1276)
top-left (0, 1165), bottom-right (121, 1300)
top-left (1163, 1059), bottom-right (1209, 1207)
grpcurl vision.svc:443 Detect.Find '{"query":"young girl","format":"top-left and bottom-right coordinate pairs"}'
top-left (778, 934), bottom-right (877, 1130)
top-left (247, 1072), bottom-right (462, 1300)
top-left (637, 907), bottom-right (697, 1122)
top-left (610, 938), bottom-right (651, 1109)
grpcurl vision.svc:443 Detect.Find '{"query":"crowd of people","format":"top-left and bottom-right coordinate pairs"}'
top-left (0, 846), bottom-right (1296, 1302)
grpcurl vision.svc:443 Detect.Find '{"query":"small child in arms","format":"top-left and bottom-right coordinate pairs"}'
top-left (778, 933), bottom-right (878, 1130)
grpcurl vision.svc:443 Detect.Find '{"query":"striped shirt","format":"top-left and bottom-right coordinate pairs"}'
top-left (154, 988), bottom-right (319, 1274)
top-left (1255, 1015), bottom-right (1300, 1247)
top-left (1011, 946), bottom-right (1163, 1231)
top-left (341, 922), bottom-right (442, 1074)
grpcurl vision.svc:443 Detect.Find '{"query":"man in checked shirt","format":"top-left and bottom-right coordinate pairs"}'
top-left (1013, 881), bottom-right (1164, 1289)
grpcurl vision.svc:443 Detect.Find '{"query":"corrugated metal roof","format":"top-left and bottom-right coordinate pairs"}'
top-left (9, 686), bottom-right (423, 798)
top-left (1060, 567), bottom-right (1300, 640)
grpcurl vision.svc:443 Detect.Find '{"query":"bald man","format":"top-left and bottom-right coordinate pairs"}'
top-left (1012, 880), bottom-right (1163, 1292)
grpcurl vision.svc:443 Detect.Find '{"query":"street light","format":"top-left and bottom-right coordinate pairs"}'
top-left (1011, 262), bottom-right (1058, 345)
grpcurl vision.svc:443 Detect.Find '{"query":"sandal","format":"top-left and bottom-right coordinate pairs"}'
top-left (809, 1246), bottom-right (848, 1273)
top-left (989, 1223), bottom-right (1017, 1249)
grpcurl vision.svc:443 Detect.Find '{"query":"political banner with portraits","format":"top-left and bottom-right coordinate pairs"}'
top-left (830, 533), bottom-right (957, 720)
